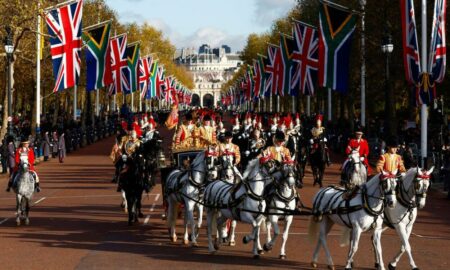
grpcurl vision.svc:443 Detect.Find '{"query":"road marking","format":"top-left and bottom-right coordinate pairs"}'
top-left (144, 215), bottom-right (151, 225)
top-left (33, 197), bottom-right (46, 205)
top-left (0, 218), bottom-right (8, 225)
top-left (0, 194), bottom-right (159, 201)
top-left (412, 232), bottom-right (450, 240)
top-left (144, 193), bottom-right (159, 225)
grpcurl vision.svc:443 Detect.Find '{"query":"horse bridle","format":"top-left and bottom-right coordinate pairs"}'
top-left (397, 173), bottom-right (430, 208)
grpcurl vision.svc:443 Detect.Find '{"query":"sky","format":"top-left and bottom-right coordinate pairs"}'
top-left (104, 0), bottom-right (297, 52)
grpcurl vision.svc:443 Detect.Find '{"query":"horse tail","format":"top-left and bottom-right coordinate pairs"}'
top-left (167, 200), bottom-right (179, 228)
top-left (307, 216), bottom-right (320, 244)
top-left (339, 227), bottom-right (351, 247)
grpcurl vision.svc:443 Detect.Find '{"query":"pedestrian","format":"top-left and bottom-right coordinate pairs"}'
top-left (0, 138), bottom-right (8, 173)
top-left (51, 131), bottom-right (58, 158)
top-left (58, 132), bottom-right (66, 163)
top-left (42, 131), bottom-right (51, 161)
top-left (7, 135), bottom-right (16, 176)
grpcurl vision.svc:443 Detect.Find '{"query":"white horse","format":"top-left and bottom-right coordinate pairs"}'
top-left (217, 154), bottom-right (243, 247)
top-left (308, 171), bottom-right (399, 270)
top-left (205, 157), bottom-right (274, 258)
top-left (373, 167), bottom-right (433, 270)
top-left (263, 162), bottom-right (297, 259)
top-left (165, 152), bottom-right (206, 246)
top-left (14, 158), bottom-right (36, 226)
top-left (341, 149), bottom-right (367, 188)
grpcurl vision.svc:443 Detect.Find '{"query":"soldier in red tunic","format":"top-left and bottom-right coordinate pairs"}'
top-left (6, 139), bottom-right (40, 192)
top-left (345, 129), bottom-right (370, 169)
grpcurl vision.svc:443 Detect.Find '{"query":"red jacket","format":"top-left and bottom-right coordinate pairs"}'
top-left (14, 147), bottom-right (35, 172)
top-left (132, 122), bottom-right (142, 137)
top-left (346, 138), bottom-right (369, 167)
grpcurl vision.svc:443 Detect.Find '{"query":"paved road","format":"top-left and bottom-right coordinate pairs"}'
top-left (0, 134), bottom-right (449, 270)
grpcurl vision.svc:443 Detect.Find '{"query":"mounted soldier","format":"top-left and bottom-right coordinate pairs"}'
top-left (6, 139), bottom-right (40, 193)
top-left (341, 128), bottom-right (370, 185)
top-left (309, 114), bottom-right (331, 166)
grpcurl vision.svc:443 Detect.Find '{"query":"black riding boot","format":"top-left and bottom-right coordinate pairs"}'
top-left (6, 179), bottom-right (12, 192)
top-left (35, 182), bottom-right (41, 192)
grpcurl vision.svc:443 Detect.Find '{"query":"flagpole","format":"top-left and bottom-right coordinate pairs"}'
top-left (131, 92), bottom-right (134, 112)
top-left (113, 94), bottom-right (116, 113)
top-left (307, 95), bottom-right (311, 116)
top-left (73, 84), bottom-right (77, 121)
top-left (36, 1), bottom-right (41, 136)
top-left (95, 3), bottom-right (101, 118)
top-left (291, 96), bottom-right (295, 113)
top-left (420, 0), bottom-right (428, 168)
top-left (139, 93), bottom-right (142, 112)
top-left (277, 95), bottom-right (280, 112)
top-left (328, 88), bottom-right (332, 122)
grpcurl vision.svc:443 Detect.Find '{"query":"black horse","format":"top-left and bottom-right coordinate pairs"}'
top-left (139, 137), bottom-right (163, 192)
top-left (118, 153), bottom-right (146, 225)
top-left (309, 140), bottom-right (327, 187)
top-left (285, 132), bottom-right (307, 188)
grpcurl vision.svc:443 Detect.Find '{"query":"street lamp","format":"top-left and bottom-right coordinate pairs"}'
top-left (3, 26), bottom-right (14, 138)
top-left (381, 34), bottom-right (394, 137)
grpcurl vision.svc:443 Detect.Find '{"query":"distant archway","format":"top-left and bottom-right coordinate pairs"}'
top-left (191, 94), bottom-right (200, 107)
top-left (202, 94), bottom-right (214, 108)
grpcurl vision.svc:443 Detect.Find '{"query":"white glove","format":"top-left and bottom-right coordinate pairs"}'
top-left (310, 139), bottom-right (314, 144)
top-left (323, 138), bottom-right (328, 142)
top-left (400, 172), bottom-right (406, 177)
top-left (360, 157), bottom-right (365, 161)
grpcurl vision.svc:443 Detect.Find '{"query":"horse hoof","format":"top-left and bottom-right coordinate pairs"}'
top-left (242, 236), bottom-right (249, 244)
top-left (213, 242), bottom-right (220, 251)
top-left (191, 242), bottom-right (199, 247)
top-left (253, 254), bottom-right (260, 259)
top-left (229, 240), bottom-right (236, 246)
top-left (183, 239), bottom-right (189, 245)
top-left (263, 243), bottom-right (272, 252)
top-left (388, 263), bottom-right (396, 270)
top-left (279, 255), bottom-right (286, 260)
top-left (328, 266), bottom-right (335, 270)
top-left (16, 220), bottom-right (20, 226)
top-left (311, 262), bottom-right (318, 268)
top-left (257, 249), bottom-right (264, 255)
top-left (412, 268), bottom-right (419, 270)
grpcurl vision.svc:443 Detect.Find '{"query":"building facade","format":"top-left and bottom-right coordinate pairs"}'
top-left (175, 45), bottom-right (242, 108)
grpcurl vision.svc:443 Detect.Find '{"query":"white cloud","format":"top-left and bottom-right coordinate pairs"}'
top-left (253, 0), bottom-right (297, 27)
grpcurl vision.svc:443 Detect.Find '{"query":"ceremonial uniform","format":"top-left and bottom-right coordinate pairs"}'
top-left (263, 145), bottom-right (292, 163)
top-left (376, 153), bottom-right (406, 174)
top-left (174, 123), bottom-right (193, 149)
top-left (199, 125), bottom-right (216, 146)
top-left (346, 138), bottom-right (370, 168)
top-left (218, 142), bottom-right (241, 165)
top-left (121, 136), bottom-right (142, 156)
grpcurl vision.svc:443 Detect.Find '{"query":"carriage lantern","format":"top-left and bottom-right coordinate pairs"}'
top-left (157, 150), bottom-right (167, 168)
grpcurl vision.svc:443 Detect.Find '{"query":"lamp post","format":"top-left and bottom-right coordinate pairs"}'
top-left (359, 0), bottom-right (366, 129)
top-left (381, 34), bottom-right (394, 137)
top-left (4, 26), bottom-right (14, 138)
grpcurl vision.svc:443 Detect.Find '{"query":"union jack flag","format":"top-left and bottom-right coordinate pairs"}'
top-left (401, 0), bottom-right (421, 85)
top-left (45, 0), bottom-right (83, 93)
top-left (139, 56), bottom-right (152, 99)
top-left (264, 45), bottom-right (285, 97)
top-left (109, 34), bottom-right (130, 95)
top-left (291, 21), bottom-right (319, 96)
top-left (155, 66), bottom-right (165, 99)
top-left (429, 0), bottom-right (446, 84)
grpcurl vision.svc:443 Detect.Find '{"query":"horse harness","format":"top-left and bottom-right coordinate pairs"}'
top-left (313, 185), bottom-right (385, 229)
top-left (383, 176), bottom-right (427, 229)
